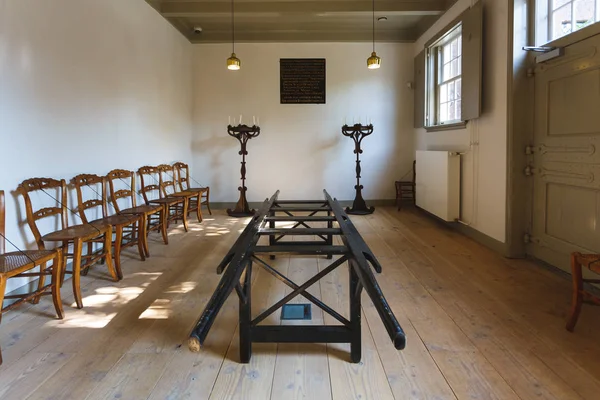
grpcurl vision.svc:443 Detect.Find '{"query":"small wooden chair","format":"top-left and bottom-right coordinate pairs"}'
top-left (395, 160), bottom-right (416, 210)
top-left (0, 190), bottom-right (64, 365)
top-left (138, 166), bottom-right (189, 232)
top-left (71, 174), bottom-right (145, 280)
top-left (566, 252), bottom-right (600, 331)
top-left (106, 169), bottom-right (167, 254)
top-left (173, 161), bottom-right (211, 215)
top-left (157, 164), bottom-right (203, 223)
top-left (18, 178), bottom-right (117, 309)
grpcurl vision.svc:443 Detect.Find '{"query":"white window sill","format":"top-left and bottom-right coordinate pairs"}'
top-left (424, 121), bottom-right (467, 132)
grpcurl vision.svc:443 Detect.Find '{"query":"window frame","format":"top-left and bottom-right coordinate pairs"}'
top-left (536, 0), bottom-right (600, 44)
top-left (425, 23), bottom-right (467, 130)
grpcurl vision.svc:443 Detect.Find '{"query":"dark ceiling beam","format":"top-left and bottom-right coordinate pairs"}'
top-left (186, 29), bottom-right (418, 43)
top-left (161, 1), bottom-right (447, 17)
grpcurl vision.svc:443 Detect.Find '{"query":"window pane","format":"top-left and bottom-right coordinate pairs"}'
top-left (456, 100), bottom-right (462, 120)
top-left (451, 40), bottom-right (458, 58)
top-left (457, 56), bottom-right (462, 75)
top-left (457, 37), bottom-right (462, 56)
top-left (449, 101), bottom-right (456, 121)
top-left (443, 63), bottom-right (451, 81)
top-left (440, 84), bottom-right (448, 103)
top-left (553, 0), bottom-right (571, 9)
top-left (440, 103), bottom-right (448, 122)
top-left (574, 0), bottom-right (595, 30)
top-left (449, 81), bottom-right (455, 101)
top-left (552, 4), bottom-right (573, 39)
top-left (456, 78), bottom-right (462, 99)
top-left (444, 44), bottom-right (451, 64)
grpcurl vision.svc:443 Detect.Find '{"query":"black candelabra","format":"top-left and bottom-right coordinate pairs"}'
top-left (342, 123), bottom-right (375, 215)
top-left (227, 123), bottom-right (261, 217)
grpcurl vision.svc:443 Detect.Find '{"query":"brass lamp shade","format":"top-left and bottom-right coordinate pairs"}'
top-left (227, 53), bottom-right (241, 70)
top-left (367, 52), bottom-right (381, 69)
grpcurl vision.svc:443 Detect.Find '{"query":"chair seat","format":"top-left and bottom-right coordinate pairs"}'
top-left (575, 253), bottom-right (600, 273)
top-left (92, 214), bottom-right (139, 227)
top-left (120, 205), bottom-right (162, 215)
top-left (0, 250), bottom-right (58, 274)
top-left (41, 223), bottom-right (109, 242)
top-left (168, 192), bottom-right (195, 198)
top-left (186, 187), bottom-right (208, 193)
top-left (148, 197), bottom-right (182, 205)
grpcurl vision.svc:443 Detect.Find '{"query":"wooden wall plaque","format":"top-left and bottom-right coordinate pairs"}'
top-left (280, 58), bottom-right (326, 104)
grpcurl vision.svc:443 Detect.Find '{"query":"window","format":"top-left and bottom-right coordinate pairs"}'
top-left (431, 26), bottom-right (462, 126)
top-left (414, 2), bottom-right (482, 131)
top-left (550, 0), bottom-right (599, 40)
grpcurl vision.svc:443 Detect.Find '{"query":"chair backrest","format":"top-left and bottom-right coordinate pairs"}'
top-left (138, 166), bottom-right (163, 204)
top-left (157, 164), bottom-right (177, 196)
top-left (71, 174), bottom-right (108, 224)
top-left (173, 162), bottom-right (191, 191)
top-left (18, 178), bottom-right (68, 250)
top-left (106, 169), bottom-right (137, 213)
top-left (0, 190), bottom-right (5, 254)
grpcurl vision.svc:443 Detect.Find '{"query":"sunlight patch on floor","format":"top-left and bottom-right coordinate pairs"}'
top-left (139, 298), bottom-right (171, 319)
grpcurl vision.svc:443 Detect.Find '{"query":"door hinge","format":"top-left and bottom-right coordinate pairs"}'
top-left (525, 145), bottom-right (535, 155)
top-left (526, 68), bottom-right (535, 78)
top-left (524, 164), bottom-right (536, 176)
top-left (523, 233), bottom-right (532, 244)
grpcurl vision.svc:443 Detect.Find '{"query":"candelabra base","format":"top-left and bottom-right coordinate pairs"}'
top-left (345, 194), bottom-right (375, 215)
top-left (227, 194), bottom-right (255, 217)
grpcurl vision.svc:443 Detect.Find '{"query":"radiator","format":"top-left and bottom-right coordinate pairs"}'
top-left (415, 150), bottom-right (460, 222)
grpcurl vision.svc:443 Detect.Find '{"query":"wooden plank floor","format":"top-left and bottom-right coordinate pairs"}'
top-left (1, 207), bottom-right (600, 400)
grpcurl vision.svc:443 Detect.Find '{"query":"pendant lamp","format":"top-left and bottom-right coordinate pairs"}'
top-left (367, 0), bottom-right (381, 69)
top-left (227, 0), bottom-right (240, 70)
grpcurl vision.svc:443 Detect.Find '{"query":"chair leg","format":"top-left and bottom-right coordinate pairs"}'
top-left (196, 195), bottom-right (203, 223)
top-left (113, 226), bottom-right (123, 280)
top-left (51, 254), bottom-right (65, 319)
top-left (205, 188), bottom-right (212, 215)
top-left (0, 274), bottom-right (6, 365)
top-left (182, 199), bottom-right (189, 232)
top-left (32, 261), bottom-right (47, 304)
top-left (83, 242), bottom-right (93, 274)
top-left (72, 238), bottom-right (84, 309)
top-left (141, 214), bottom-right (150, 257)
top-left (566, 252), bottom-right (584, 332)
top-left (161, 207), bottom-right (169, 245)
top-left (136, 219), bottom-right (146, 261)
top-left (60, 241), bottom-right (68, 287)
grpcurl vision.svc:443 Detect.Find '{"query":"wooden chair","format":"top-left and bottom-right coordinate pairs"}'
top-left (71, 174), bottom-right (145, 280)
top-left (157, 164), bottom-right (203, 223)
top-left (106, 169), bottom-right (167, 255)
top-left (566, 252), bottom-right (600, 331)
top-left (395, 160), bottom-right (416, 210)
top-left (173, 161), bottom-right (211, 215)
top-left (0, 190), bottom-right (64, 365)
top-left (18, 178), bottom-right (117, 309)
top-left (138, 166), bottom-right (189, 233)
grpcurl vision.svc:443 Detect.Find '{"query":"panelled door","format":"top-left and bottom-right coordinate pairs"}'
top-left (529, 31), bottom-right (600, 274)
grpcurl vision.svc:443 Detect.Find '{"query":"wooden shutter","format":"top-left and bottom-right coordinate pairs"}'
top-left (414, 49), bottom-right (426, 128)
top-left (461, 1), bottom-right (483, 121)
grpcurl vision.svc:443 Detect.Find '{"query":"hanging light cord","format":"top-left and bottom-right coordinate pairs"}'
top-left (372, 0), bottom-right (375, 52)
top-left (231, 0), bottom-right (235, 54)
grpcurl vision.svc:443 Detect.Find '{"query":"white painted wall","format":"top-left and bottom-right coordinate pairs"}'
top-left (0, 0), bottom-right (193, 292)
top-left (192, 43), bottom-right (414, 203)
top-left (414, 0), bottom-right (509, 243)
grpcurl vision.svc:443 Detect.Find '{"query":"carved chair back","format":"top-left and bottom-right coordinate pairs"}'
top-left (138, 166), bottom-right (163, 204)
top-left (173, 162), bottom-right (192, 191)
top-left (157, 164), bottom-right (178, 196)
top-left (106, 169), bottom-right (138, 213)
top-left (18, 178), bottom-right (68, 250)
top-left (71, 174), bottom-right (108, 224)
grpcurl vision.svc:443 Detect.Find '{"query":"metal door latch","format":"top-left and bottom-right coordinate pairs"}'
top-left (524, 164), bottom-right (536, 176)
